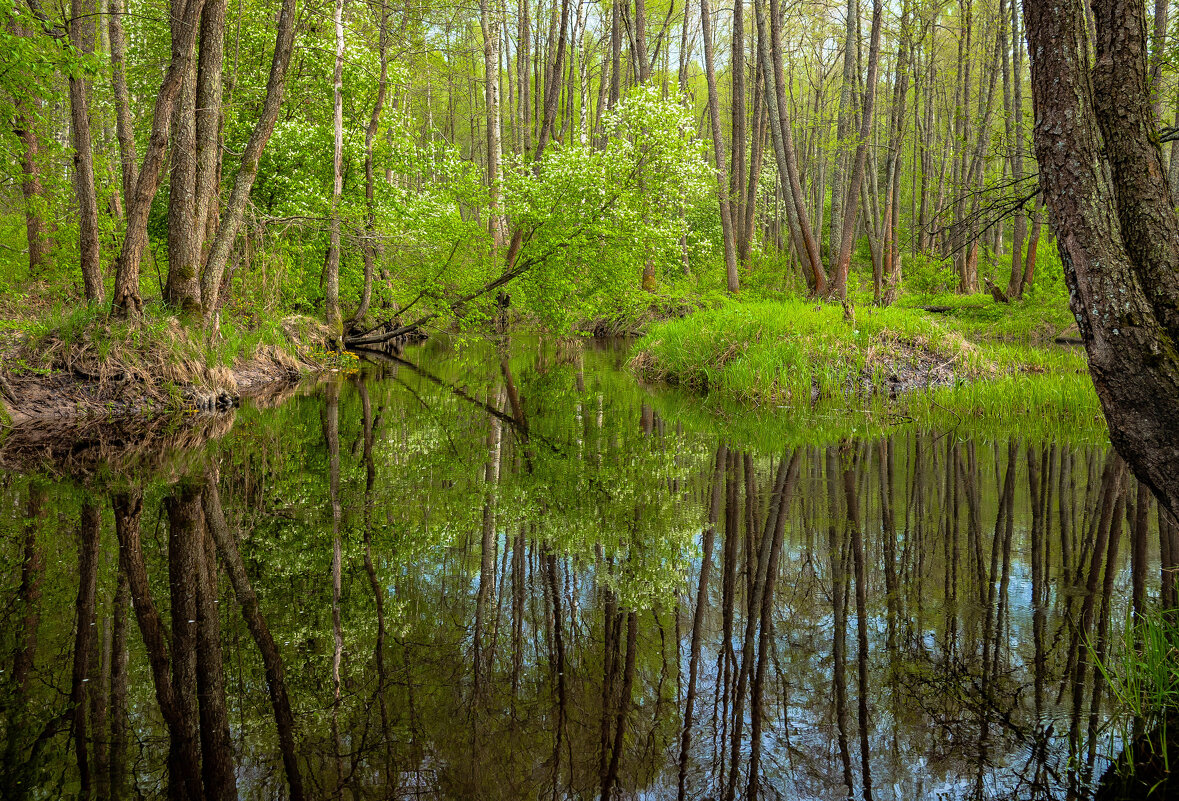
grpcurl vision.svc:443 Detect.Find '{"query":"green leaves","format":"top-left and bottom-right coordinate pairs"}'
top-left (504, 86), bottom-right (713, 331)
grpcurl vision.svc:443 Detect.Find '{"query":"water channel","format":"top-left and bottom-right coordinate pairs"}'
top-left (0, 336), bottom-right (1168, 800)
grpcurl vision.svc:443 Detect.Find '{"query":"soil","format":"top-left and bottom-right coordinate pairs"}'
top-left (0, 350), bottom-right (304, 427)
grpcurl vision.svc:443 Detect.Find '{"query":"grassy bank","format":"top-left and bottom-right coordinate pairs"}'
top-left (0, 299), bottom-right (338, 426)
top-left (630, 298), bottom-right (1104, 437)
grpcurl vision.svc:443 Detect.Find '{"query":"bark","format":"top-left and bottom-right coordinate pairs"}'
top-left (166, 50), bottom-right (200, 308)
top-left (194, 0), bottom-right (226, 288)
top-left (730, 0), bottom-right (746, 259)
top-left (1150, 0), bottom-right (1168, 118)
top-left (111, 0), bottom-right (208, 316)
top-left (350, 1), bottom-right (389, 327)
top-left (107, 0), bottom-right (138, 205)
top-left (324, 0), bottom-right (345, 348)
top-left (198, 0), bottom-right (299, 317)
top-left (829, 0), bottom-right (856, 271)
top-left (1005, 0), bottom-right (1028, 298)
top-left (479, 0), bottom-right (505, 249)
top-left (880, 0), bottom-right (910, 306)
top-left (68, 0), bottom-right (103, 301)
top-left (832, 0), bottom-right (884, 301)
top-left (700, 0), bottom-right (740, 292)
top-left (755, 0), bottom-right (826, 292)
top-left (1023, 0), bottom-right (1179, 517)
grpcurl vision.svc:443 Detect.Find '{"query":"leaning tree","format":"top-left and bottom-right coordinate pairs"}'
top-left (1022, 0), bottom-right (1179, 518)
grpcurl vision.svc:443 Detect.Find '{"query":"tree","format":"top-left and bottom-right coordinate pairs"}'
top-left (700, 0), bottom-right (740, 293)
top-left (1022, 0), bottom-right (1179, 516)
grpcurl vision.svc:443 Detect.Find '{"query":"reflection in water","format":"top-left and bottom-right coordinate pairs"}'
top-left (0, 338), bottom-right (1174, 800)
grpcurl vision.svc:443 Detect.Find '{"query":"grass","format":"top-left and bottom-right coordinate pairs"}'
top-left (897, 290), bottom-right (1076, 343)
top-left (0, 295), bottom-right (331, 423)
top-left (1089, 610), bottom-right (1179, 797)
top-left (631, 296), bottom-right (1106, 440)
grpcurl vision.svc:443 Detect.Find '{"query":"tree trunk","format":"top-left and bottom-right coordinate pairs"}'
top-left (1023, 0), bottom-right (1179, 518)
top-left (700, 0), bottom-right (741, 292)
top-left (11, 81), bottom-right (48, 276)
top-left (107, 0), bottom-right (138, 206)
top-left (831, 0), bottom-right (884, 300)
top-left (194, 0), bottom-right (226, 294)
top-left (479, 0), bottom-right (505, 249)
top-left (730, 0), bottom-right (746, 260)
top-left (351, 0), bottom-right (390, 327)
top-left (1005, 0), bottom-right (1028, 299)
top-left (829, 0), bottom-right (856, 272)
top-left (69, 0), bottom-right (103, 301)
top-left (324, 0), bottom-right (345, 348)
top-left (755, 0), bottom-right (826, 292)
top-left (199, 0), bottom-right (299, 318)
top-left (111, 0), bottom-right (208, 317)
top-left (166, 51), bottom-right (200, 309)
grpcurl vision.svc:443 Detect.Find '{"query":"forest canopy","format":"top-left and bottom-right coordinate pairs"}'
top-left (0, 0), bottom-right (1089, 341)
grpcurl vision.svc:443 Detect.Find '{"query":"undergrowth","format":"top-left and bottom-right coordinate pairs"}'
top-left (631, 296), bottom-right (1105, 439)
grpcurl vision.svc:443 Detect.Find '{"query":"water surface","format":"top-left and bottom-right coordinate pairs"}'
top-left (0, 336), bottom-right (1166, 800)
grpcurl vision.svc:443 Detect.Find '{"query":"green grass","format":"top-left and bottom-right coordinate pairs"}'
top-left (631, 296), bottom-right (1106, 440)
top-left (897, 290), bottom-right (1076, 343)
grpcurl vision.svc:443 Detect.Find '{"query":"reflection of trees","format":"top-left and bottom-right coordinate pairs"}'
top-left (2, 340), bottom-right (1178, 799)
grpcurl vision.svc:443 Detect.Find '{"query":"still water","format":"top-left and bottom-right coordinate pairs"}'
top-left (0, 336), bottom-right (1169, 800)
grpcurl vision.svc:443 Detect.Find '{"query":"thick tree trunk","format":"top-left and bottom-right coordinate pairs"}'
top-left (194, 0), bottom-right (226, 294)
top-left (166, 54), bottom-right (200, 309)
top-left (111, 0), bottom-right (208, 316)
top-left (1023, 0), bottom-right (1179, 518)
top-left (68, 0), bottom-right (103, 301)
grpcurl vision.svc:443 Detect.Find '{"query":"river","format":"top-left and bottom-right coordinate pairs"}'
top-left (0, 335), bottom-right (1164, 800)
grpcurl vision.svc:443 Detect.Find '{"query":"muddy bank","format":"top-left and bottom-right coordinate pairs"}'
top-left (0, 349), bottom-right (306, 427)
top-left (0, 314), bottom-right (336, 428)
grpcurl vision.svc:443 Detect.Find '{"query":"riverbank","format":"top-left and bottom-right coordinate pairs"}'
top-left (0, 301), bottom-right (340, 428)
top-left (629, 296), bottom-right (1105, 436)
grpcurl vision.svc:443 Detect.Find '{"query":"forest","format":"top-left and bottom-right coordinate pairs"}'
top-left (0, 0), bottom-right (1090, 334)
top-left (3, 0), bottom-right (1179, 797)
